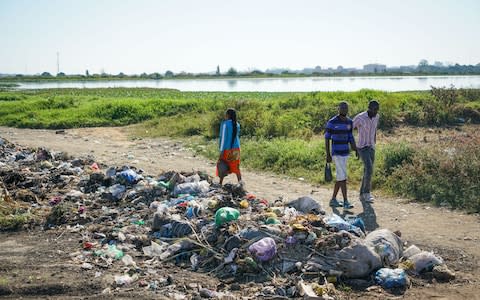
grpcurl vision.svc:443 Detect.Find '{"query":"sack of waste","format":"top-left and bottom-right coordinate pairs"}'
top-left (335, 238), bottom-right (382, 278)
top-left (365, 229), bottom-right (403, 266)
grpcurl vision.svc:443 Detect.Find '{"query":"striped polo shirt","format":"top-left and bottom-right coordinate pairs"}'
top-left (325, 115), bottom-right (354, 156)
top-left (352, 111), bottom-right (379, 148)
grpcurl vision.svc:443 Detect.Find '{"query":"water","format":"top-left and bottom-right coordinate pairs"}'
top-left (16, 75), bottom-right (480, 92)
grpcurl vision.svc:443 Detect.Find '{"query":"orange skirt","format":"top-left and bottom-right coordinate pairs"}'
top-left (216, 148), bottom-right (241, 176)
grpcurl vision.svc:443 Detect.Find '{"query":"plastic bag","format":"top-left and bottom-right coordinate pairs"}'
top-left (375, 268), bottom-right (409, 289)
top-left (248, 237), bottom-right (277, 261)
top-left (324, 163), bottom-right (333, 182)
top-left (325, 214), bottom-right (365, 237)
top-left (119, 169), bottom-right (142, 183)
top-left (286, 196), bottom-right (325, 215)
top-left (173, 180), bottom-right (210, 196)
top-left (409, 251), bottom-right (444, 274)
top-left (215, 207), bottom-right (240, 226)
top-left (402, 245), bottom-right (421, 259)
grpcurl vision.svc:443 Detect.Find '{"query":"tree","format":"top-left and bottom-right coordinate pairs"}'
top-left (216, 65), bottom-right (220, 76)
top-left (227, 67), bottom-right (237, 76)
top-left (140, 72), bottom-right (148, 78)
top-left (418, 59), bottom-right (429, 67)
top-left (57, 72), bottom-right (66, 77)
top-left (85, 70), bottom-right (90, 77)
top-left (117, 72), bottom-right (125, 78)
top-left (41, 72), bottom-right (52, 77)
top-left (165, 70), bottom-right (174, 77)
top-left (418, 59), bottom-right (429, 72)
top-left (149, 72), bottom-right (162, 79)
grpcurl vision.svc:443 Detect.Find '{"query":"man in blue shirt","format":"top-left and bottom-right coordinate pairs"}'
top-left (325, 102), bottom-right (357, 209)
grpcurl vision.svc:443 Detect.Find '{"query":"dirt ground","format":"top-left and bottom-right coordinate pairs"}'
top-left (1, 126), bottom-right (479, 299)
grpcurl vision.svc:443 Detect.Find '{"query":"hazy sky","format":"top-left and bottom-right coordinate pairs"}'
top-left (1, 0), bottom-right (479, 74)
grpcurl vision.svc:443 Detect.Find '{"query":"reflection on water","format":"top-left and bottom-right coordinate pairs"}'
top-left (16, 76), bottom-right (480, 92)
top-left (227, 80), bottom-right (237, 87)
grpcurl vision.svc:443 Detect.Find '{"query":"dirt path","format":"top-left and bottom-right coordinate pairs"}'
top-left (1, 126), bottom-right (480, 299)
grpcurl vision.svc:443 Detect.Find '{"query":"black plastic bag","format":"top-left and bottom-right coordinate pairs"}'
top-left (324, 163), bottom-right (333, 182)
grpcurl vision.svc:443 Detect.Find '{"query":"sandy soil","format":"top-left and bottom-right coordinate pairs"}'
top-left (0, 126), bottom-right (479, 299)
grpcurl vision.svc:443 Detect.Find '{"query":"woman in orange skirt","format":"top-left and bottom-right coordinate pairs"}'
top-left (217, 108), bottom-right (242, 186)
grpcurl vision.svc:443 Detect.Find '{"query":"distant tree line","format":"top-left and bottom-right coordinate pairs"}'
top-left (3, 62), bottom-right (480, 81)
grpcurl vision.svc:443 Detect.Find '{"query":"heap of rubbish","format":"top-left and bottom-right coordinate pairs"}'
top-left (0, 137), bottom-right (456, 299)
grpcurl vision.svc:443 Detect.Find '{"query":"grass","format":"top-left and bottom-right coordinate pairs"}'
top-left (0, 193), bottom-right (33, 231)
top-left (1, 87), bottom-right (479, 211)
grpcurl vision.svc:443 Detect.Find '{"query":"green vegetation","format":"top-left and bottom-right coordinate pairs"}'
top-left (0, 194), bottom-right (32, 231)
top-left (0, 87), bottom-right (479, 211)
top-left (386, 138), bottom-right (480, 212)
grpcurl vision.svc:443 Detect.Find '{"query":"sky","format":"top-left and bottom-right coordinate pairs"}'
top-left (1, 0), bottom-right (479, 75)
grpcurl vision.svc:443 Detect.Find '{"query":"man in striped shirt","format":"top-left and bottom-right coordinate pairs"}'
top-left (353, 100), bottom-right (380, 203)
top-left (325, 101), bottom-right (357, 209)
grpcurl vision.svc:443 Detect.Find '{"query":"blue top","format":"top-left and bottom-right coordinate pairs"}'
top-left (324, 115), bottom-right (354, 156)
top-left (219, 120), bottom-right (240, 152)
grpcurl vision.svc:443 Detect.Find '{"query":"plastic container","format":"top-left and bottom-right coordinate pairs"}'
top-left (214, 207), bottom-right (240, 226)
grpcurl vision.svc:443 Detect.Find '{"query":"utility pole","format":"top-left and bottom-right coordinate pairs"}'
top-left (57, 52), bottom-right (60, 74)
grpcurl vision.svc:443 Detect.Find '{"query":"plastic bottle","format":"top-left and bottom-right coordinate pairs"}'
top-left (214, 207), bottom-right (240, 226)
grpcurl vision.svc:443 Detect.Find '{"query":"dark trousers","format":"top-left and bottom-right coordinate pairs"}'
top-left (358, 146), bottom-right (375, 195)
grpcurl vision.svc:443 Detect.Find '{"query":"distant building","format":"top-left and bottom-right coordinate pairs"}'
top-left (363, 64), bottom-right (387, 73)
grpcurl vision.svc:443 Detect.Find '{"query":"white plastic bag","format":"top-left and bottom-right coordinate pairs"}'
top-left (409, 251), bottom-right (444, 274)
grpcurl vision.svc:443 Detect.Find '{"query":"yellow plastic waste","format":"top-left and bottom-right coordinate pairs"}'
top-left (239, 200), bottom-right (249, 208)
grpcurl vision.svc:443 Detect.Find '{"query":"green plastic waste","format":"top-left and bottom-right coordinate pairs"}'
top-left (214, 207), bottom-right (240, 226)
top-left (106, 244), bottom-right (124, 260)
top-left (265, 217), bottom-right (281, 225)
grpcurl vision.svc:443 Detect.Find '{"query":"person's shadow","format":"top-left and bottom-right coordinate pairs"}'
top-left (357, 200), bottom-right (379, 232)
top-left (331, 200), bottom-right (379, 232)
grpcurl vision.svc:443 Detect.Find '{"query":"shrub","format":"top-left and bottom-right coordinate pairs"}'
top-left (387, 137), bottom-right (480, 212)
top-left (381, 143), bottom-right (416, 176)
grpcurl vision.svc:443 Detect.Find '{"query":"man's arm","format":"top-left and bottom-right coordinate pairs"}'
top-left (325, 138), bottom-right (332, 163)
top-left (324, 121), bottom-right (332, 163)
top-left (348, 122), bottom-right (358, 158)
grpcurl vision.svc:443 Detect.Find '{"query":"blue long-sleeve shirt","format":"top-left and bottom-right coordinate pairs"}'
top-left (219, 120), bottom-right (240, 152)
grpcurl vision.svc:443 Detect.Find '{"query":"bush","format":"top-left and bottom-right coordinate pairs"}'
top-left (387, 137), bottom-right (480, 212)
top-left (381, 143), bottom-right (416, 176)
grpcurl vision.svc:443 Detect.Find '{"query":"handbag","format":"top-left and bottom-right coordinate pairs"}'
top-left (324, 163), bottom-right (333, 182)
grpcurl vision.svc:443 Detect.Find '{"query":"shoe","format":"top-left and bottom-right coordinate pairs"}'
top-left (365, 193), bottom-right (375, 203)
top-left (343, 199), bottom-right (354, 209)
top-left (329, 198), bottom-right (343, 207)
